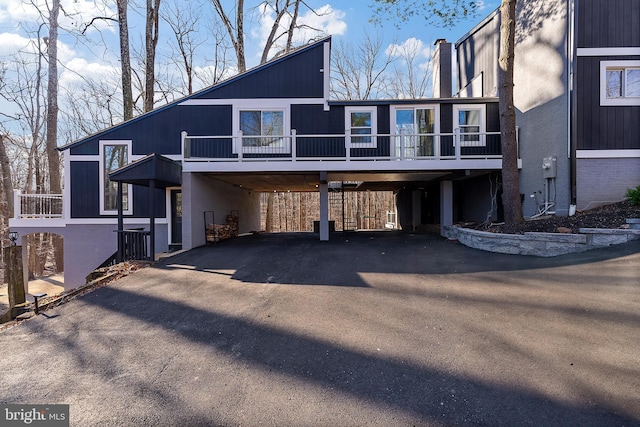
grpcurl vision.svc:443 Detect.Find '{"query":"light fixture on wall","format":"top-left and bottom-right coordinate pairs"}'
top-left (9, 231), bottom-right (18, 246)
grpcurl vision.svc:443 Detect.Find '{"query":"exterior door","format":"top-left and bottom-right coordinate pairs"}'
top-left (394, 107), bottom-right (436, 158)
top-left (170, 189), bottom-right (182, 244)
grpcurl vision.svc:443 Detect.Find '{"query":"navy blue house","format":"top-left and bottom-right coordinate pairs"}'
top-left (10, 37), bottom-right (508, 289)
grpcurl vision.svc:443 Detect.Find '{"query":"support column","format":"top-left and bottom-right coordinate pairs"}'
top-left (149, 179), bottom-right (156, 261)
top-left (412, 190), bottom-right (422, 231)
top-left (117, 181), bottom-right (124, 263)
top-left (440, 180), bottom-right (453, 237)
top-left (319, 172), bottom-right (329, 241)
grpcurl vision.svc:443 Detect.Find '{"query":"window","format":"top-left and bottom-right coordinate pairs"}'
top-left (393, 106), bottom-right (437, 157)
top-left (601, 61), bottom-right (640, 106)
top-left (100, 141), bottom-right (132, 214)
top-left (345, 107), bottom-right (377, 147)
top-left (240, 110), bottom-right (285, 151)
top-left (453, 105), bottom-right (485, 147)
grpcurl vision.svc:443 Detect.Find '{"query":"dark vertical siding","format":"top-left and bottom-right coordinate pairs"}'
top-left (577, 0), bottom-right (640, 47)
top-left (70, 161), bottom-right (100, 218)
top-left (576, 56), bottom-right (640, 150)
top-left (133, 186), bottom-right (166, 218)
top-left (194, 43), bottom-right (325, 100)
top-left (456, 13), bottom-right (499, 97)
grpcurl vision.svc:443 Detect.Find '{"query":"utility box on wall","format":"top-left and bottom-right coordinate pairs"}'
top-left (542, 156), bottom-right (557, 179)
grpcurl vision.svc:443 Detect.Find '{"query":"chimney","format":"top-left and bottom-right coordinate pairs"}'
top-left (432, 39), bottom-right (452, 98)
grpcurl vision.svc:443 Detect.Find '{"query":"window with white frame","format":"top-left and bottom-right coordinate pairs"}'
top-left (100, 141), bottom-right (132, 214)
top-left (239, 109), bottom-right (285, 151)
top-left (453, 105), bottom-right (485, 147)
top-left (345, 107), bottom-right (377, 147)
top-left (601, 61), bottom-right (640, 106)
top-left (393, 106), bottom-right (438, 157)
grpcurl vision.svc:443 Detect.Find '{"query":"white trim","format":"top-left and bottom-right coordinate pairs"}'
top-left (233, 106), bottom-right (290, 154)
top-left (452, 104), bottom-right (486, 147)
top-left (600, 60), bottom-right (640, 106)
top-left (345, 106), bottom-right (378, 148)
top-left (323, 41), bottom-right (331, 111)
top-left (179, 97), bottom-right (325, 106)
top-left (63, 151), bottom-right (71, 221)
top-left (576, 149), bottom-right (640, 159)
top-left (8, 217), bottom-right (169, 228)
top-left (99, 140), bottom-right (133, 215)
top-left (166, 186), bottom-right (182, 246)
top-left (390, 104), bottom-right (441, 157)
top-left (577, 47), bottom-right (640, 57)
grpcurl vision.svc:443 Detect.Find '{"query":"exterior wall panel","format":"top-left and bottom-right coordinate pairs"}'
top-left (70, 161), bottom-right (100, 218)
top-left (194, 43), bottom-right (325, 100)
top-left (576, 56), bottom-right (640, 150)
top-left (577, 0), bottom-right (640, 48)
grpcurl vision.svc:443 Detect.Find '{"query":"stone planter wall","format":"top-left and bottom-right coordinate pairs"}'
top-left (443, 222), bottom-right (640, 257)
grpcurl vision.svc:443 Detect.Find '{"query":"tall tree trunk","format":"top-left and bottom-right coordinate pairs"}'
top-left (144, 0), bottom-right (161, 112)
top-left (0, 136), bottom-right (14, 218)
top-left (117, 0), bottom-right (133, 120)
top-left (498, 0), bottom-right (523, 224)
top-left (46, 0), bottom-right (64, 273)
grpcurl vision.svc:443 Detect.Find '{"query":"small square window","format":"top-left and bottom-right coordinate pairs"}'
top-left (601, 61), bottom-right (640, 106)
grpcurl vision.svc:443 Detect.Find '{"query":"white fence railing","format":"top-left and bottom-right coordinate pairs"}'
top-left (14, 190), bottom-right (63, 219)
top-left (182, 129), bottom-right (511, 162)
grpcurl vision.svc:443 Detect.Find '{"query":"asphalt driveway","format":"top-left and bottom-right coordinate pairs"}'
top-left (1, 232), bottom-right (639, 426)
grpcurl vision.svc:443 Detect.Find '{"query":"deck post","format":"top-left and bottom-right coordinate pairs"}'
top-left (149, 179), bottom-right (156, 261)
top-left (117, 181), bottom-right (124, 263)
top-left (319, 172), bottom-right (329, 241)
top-left (440, 180), bottom-right (453, 237)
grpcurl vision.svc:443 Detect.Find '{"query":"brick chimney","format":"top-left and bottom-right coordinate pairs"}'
top-left (432, 39), bottom-right (452, 98)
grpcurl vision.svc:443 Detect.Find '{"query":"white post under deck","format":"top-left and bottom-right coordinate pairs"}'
top-left (319, 173), bottom-right (329, 241)
top-left (440, 180), bottom-right (453, 237)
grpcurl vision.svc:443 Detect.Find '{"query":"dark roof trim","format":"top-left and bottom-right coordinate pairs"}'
top-left (454, 7), bottom-right (500, 48)
top-left (109, 153), bottom-right (182, 188)
top-left (58, 36), bottom-right (332, 152)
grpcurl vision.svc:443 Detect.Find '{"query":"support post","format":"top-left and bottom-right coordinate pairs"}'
top-left (440, 180), bottom-right (453, 237)
top-left (149, 179), bottom-right (156, 261)
top-left (319, 172), bottom-right (329, 241)
top-left (117, 181), bottom-right (124, 263)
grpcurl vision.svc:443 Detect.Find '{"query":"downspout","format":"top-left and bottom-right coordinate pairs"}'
top-left (568, 0), bottom-right (577, 206)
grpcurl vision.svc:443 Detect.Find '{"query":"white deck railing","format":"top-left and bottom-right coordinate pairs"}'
top-left (182, 129), bottom-right (511, 162)
top-left (13, 190), bottom-right (63, 219)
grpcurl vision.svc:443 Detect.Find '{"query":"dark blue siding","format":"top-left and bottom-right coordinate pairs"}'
top-left (292, 105), bottom-right (345, 157)
top-left (577, 0), bottom-right (640, 48)
top-left (70, 161), bottom-right (100, 218)
top-left (70, 105), bottom-right (233, 156)
top-left (133, 185), bottom-right (166, 218)
top-left (576, 56), bottom-right (640, 150)
top-left (194, 43), bottom-right (325, 100)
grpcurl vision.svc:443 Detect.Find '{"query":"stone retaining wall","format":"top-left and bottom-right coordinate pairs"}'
top-left (443, 226), bottom-right (640, 257)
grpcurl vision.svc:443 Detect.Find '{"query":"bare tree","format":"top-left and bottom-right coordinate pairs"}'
top-left (144, 0), bottom-right (161, 112)
top-left (330, 32), bottom-right (395, 100)
top-left (385, 38), bottom-right (432, 99)
top-left (210, 0), bottom-right (246, 72)
top-left (117, 0), bottom-right (134, 120)
top-left (163, 1), bottom-right (205, 95)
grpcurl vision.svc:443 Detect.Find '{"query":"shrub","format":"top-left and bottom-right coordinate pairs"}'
top-left (626, 185), bottom-right (640, 206)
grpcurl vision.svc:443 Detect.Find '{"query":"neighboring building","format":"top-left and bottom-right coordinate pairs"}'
top-left (10, 37), bottom-right (508, 289)
top-left (456, 0), bottom-right (640, 215)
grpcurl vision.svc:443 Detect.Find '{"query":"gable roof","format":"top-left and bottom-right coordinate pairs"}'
top-left (109, 153), bottom-right (182, 188)
top-left (59, 36), bottom-right (331, 152)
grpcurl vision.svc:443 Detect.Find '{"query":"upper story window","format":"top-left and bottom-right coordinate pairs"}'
top-left (240, 109), bottom-right (285, 152)
top-left (392, 106), bottom-right (438, 157)
top-left (454, 104), bottom-right (486, 147)
top-left (100, 141), bottom-right (132, 215)
top-left (345, 107), bottom-right (377, 148)
top-left (601, 61), bottom-right (640, 106)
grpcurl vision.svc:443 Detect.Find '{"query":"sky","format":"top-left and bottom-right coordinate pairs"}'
top-left (0, 0), bottom-right (500, 136)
